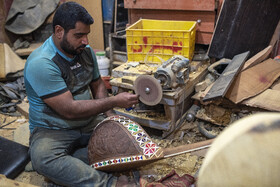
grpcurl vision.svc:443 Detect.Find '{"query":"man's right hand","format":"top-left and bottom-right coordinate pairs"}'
top-left (114, 92), bottom-right (139, 108)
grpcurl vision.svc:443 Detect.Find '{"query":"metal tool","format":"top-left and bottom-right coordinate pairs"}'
top-left (154, 55), bottom-right (190, 89)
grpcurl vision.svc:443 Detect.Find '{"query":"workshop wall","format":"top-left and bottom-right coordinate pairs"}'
top-left (67, 0), bottom-right (104, 50)
top-left (0, 0), bottom-right (13, 45)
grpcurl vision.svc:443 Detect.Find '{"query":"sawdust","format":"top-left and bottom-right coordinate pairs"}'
top-left (139, 153), bottom-right (202, 180)
top-left (136, 121), bottom-right (208, 181)
top-left (112, 63), bottom-right (158, 78)
top-left (15, 172), bottom-right (46, 186)
top-left (116, 108), bottom-right (167, 120)
top-left (0, 114), bottom-right (25, 140)
top-left (196, 104), bottom-right (232, 126)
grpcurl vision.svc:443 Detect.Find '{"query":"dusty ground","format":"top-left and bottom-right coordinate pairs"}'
top-left (0, 113), bottom-right (47, 186)
top-left (2, 101), bottom-right (259, 186)
top-left (0, 110), bottom-right (212, 186)
top-left (2, 102), bottom-right (262, 186)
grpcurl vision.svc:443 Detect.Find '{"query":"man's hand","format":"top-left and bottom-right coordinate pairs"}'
top-left (114, 92), bottom-right (139, 108)
top-left (43, 90), bottom-right (139, 120)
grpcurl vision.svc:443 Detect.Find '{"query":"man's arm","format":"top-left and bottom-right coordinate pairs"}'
top-left (43, 83), bottom-right (138, 120)
top-left (90, 77), bottom-right (115, 116)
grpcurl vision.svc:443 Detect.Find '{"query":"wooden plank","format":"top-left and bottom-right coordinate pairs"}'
top-left (241, 45), bottom-right (272, 71)
top-left (128, 9), bottom-right (216, 44)
top-left (195, 32), bottom-right (213, 45)
top-left (208, 0), bottom-right (280, 59)
top-left (129, 9), bottom-right (215, 33)
top-left (197, 113), bottom-right (280, 186)
top-left (68, 0), bottom-right (104, 50)
top-left (226, 58), bottom-right (280, 104)
top-left (124, 0), bottom-right (216, 11)
top-left (242, 89), bottom-right (280, 112)
top-left (202, 51), bottom-right (250, 102)
top-left (0, 0), bottom-right (12, 45)
top-left (241, 77), bottom-right (280, 112)
top-left (163, 139), bottom-right (214, 158)
top-left (217, 0), bottom-right (224, 16)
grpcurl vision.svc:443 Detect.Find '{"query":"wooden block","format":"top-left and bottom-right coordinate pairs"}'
top-left (121, 76), bottom-right (136, 85)
top-left (226, 58), bottom-right (280, 104)
top-left (203, 51), bottom-right (249, 102)
top-left (124, 0), bottom-right (216, 11)
top-left (195, 81), bottom-right (208, 92)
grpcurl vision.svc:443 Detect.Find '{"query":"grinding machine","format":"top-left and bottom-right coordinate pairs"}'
top-left (134, 55), bottom-right (190, 106)
top-left (110, 55), bottom-right (208, 136)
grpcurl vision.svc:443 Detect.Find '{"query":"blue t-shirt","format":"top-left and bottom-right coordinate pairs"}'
top-left (24, 36), bottom-right (100, 132)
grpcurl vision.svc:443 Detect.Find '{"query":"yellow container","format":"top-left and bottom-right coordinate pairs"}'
top-left (126, 19), bottom-right (196, 64)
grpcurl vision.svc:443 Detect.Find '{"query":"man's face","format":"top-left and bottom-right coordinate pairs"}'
top-left (60, 21), bottom-right (90, 56)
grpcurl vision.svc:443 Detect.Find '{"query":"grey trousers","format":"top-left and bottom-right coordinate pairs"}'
top-left (29, 117), bottom-right (117, 187)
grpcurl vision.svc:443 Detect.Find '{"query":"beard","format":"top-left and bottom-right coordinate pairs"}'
top-left (60, 35), bottom-right (86, 56)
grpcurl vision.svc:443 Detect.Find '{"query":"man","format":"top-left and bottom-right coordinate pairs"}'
top-left (24, 2), bottom-right (138, 186)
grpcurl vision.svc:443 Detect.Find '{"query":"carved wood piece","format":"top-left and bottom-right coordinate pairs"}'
top-left (88, 115), bottom-right (213, 172)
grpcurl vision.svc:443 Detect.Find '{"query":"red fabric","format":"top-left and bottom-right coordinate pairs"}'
top-left (140, 170), bottom-right (195, 187)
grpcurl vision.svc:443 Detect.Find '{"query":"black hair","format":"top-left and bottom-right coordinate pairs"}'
top-left (52, 1), bottom-right (94, 33)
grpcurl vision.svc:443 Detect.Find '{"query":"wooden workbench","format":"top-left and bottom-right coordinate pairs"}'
top-left (110, 61), bottom-right (209, 133)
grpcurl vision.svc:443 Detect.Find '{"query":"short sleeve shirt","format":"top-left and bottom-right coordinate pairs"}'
top-left (24, 36), bottom-right (100, 132)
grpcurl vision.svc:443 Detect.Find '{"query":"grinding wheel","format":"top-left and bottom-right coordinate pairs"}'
top-left (134, 75), bottom-right (162, 106)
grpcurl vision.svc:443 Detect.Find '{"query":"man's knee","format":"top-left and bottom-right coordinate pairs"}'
top-left (29, 140), bottom-right (51, 172)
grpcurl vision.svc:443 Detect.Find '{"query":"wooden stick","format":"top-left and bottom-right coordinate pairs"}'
top-left (163, 139), bottom-right (214, 157)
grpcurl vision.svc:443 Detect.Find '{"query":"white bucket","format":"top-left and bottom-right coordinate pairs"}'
top-left (96, 51), bottom-right (110, 76)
